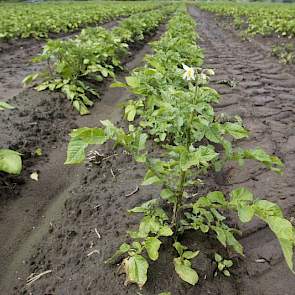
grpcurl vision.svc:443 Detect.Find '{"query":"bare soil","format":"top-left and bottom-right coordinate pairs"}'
top-left (209, 12), bottom-right (295, 73)
top-left (1, 6), bottom-right (295, 295)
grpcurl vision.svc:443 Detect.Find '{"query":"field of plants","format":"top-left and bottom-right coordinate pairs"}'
top-left (0, 1), bottom-right (162, 39)
top-left (0, 1), bottom-right (295, 295)
top-left (197, 2), bottom-right (295, 37)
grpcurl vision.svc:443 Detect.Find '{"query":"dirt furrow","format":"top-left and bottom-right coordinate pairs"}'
top-left (189, 6), bottom-right (295, 294)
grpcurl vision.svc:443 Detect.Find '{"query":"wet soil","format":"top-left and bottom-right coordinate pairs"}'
top-left (1, 6), bottom-right (295, 295)
top-left (208, 13), bottom-right (295, 73)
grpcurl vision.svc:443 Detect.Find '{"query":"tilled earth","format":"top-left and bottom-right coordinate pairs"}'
top-left (1, 6), bottom-right (295, 295)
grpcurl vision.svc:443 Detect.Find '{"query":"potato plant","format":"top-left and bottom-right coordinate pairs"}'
top-left (66, 10), bottom-right (294, 290)
top-left (24, 7), bottom-right (176, 115)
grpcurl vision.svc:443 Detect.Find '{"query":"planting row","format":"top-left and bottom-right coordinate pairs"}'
top-left (197, 2), bottom-right (295, 38)
top-left (0, 5), bottom-right (177, 175)
top-left (65, 8), bottom-right (295, 291)
top-left (24, 6), bottom-right (177, 116)
top-left (0, 1), bottom-right (162, 40)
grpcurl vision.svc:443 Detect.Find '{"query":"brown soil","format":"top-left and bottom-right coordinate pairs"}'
top-left (1, 6), bottom-right (295, 295)
top-left (208, 12), bottom-right (295, 73)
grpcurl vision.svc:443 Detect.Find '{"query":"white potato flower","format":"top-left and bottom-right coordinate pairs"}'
top-left (182, 64), bottom-right (195, 81)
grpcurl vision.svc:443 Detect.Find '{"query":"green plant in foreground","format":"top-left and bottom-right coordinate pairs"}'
top-left (0, 102), bottom-right (22, 175)
top-left (214, 253), bottom-right (233, 277)
top-left (65, 11), bottom-right (294, 290)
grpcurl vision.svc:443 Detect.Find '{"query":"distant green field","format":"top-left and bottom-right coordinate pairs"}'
top-left (0, 1), bottom-right (161, 39)
top-left (197, 2), bottom-right (295, 37)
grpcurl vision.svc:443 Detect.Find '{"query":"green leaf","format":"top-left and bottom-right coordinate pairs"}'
top-left (239, 148), bottom-right (283, 173)
top-left (65, 137), bottom-right (88, 164)
top-left (238, 206), bottom-right (255, 223)
top-left (230, 187), bottom-right (253, 206)
top-left (174, 257), bottom-right (199, 285)
top-left (225, 230), bottom-right (244, 255)
top-left (160, 189), bottom-right (176, 203)
top-left (128, 199), bottom-right (158, 214)
top-left (224, 122), bottom-right (248, 139)
top-left (158, 292), bottom-right (171, 295)
top-left (0, 149), bottom-right (22, 175)
top-left (111, 81), bottom-right (127, 88)
top-left (207, 191), bottom-right (226, 205)
top-left (138, 216), bottom-right (160, 237)
top-left (0, 101), bottom-right (15, 110)
top-left (158, 225), bottom-right (173, 237)
top-left (145, 237), bottom-right (161, 261)
top-left (70, 127), bottom-right (107, 144)
top-left (182, 250), bottom-right (200, 259)
top-left (224, 259), bottom-right (233, 268)
top-left (223, 269), bottom-right (231, 277)
top-left (215, 253), bottom-right (222, 262)
top-left (125, 104), bottom-right (137, 122)
top-left (126, 76), bottom-right (140, 88)
top-left (218, 263), bottom-right (225, 271)
top-left (35, 83), bottom-right (49, 91)
top-left (265, 216), bottom-right (294, 272)
top-left (205, 124), bottom-right (222, 143)
top-left (124, 255), bottom-right (149, 289)
top-left (200, 224), bottom-right (209, 233)
top-left (214, 227), bottom-right (227, 247)
top-left (254, 199), bottom-right (283, 219)
top-left (22, 73), bottom-right (39, 85)
top-left (105, 243), bottom-right (130, 264)
top-left (142, 169), bottom-right (161, 185)
top-left (34, 148), bottom-right (42, 156)
top-left (173, 241), bottom-right (187, 256)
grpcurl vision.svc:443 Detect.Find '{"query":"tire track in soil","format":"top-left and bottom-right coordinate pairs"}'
top-left (0, 24), bottom-right (168, 294)
top-left (189, 6), bottom-right (295, 295)
top-left (0, 19), bottom-right (121, 102)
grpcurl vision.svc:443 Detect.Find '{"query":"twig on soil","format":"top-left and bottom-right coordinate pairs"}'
top-left (102, 153), bottom-right (118, 161)
top-left (87, 151), bottom-right (118, 165)
top-left (26, 270), bottom-right (52, 286)
top-left (125, 186), bottom-right (139, 197)
top-left (110, 168), bottom-right (116, 178)
top-left (255, 258), bottom-right (267, 263)
top-left (87, 249), bottom-right (100, 257)
top-left (94, 227), bottom-right (101, 239)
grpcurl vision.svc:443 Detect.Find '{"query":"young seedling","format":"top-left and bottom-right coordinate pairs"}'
top-left (214, 253), bottom-right (233, 277)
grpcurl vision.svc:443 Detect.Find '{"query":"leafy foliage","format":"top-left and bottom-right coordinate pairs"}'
top-left (0, 2), bottom-right (163, 40)
top-left (197, 2), bottom-right (295, 38)
top-left (272, 43), bottom-right (295, 65)
top-left (66, 9), bottom-right (295, 290)
top-left (0, 149), bottom-right (22, 175)
top-left (0, 101), bottom-right (14, 111)
top-left (24, 7), bottom-right (176, 115)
